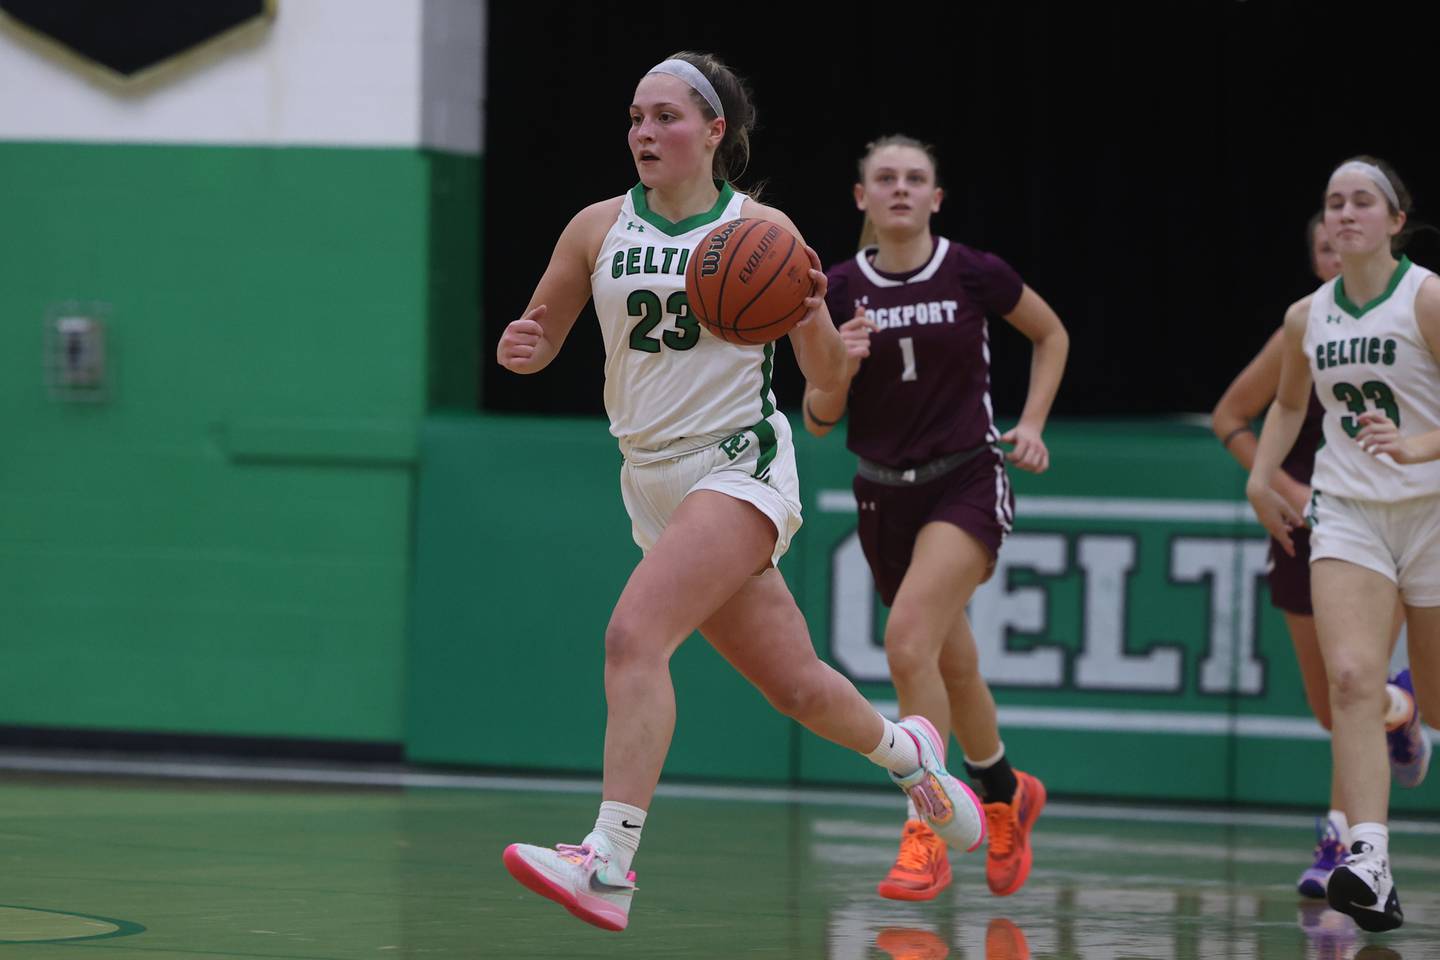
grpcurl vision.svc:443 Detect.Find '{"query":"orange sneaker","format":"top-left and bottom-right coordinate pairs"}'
top-left (875, 927), bottom-right (949, 960)
top-left (876, 819), bottom-right (952, 901)
top-left (984, 918), bottom-right (1031, 960)
top-left (983, 770), bottom-right (1046, 896)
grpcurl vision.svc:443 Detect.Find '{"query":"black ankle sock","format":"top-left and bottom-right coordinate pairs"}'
top-left (964, 754), bottom-right (1017, 805)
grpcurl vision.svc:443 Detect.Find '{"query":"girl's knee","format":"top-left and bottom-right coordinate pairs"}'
top-left (604, 613), bottom-right (663, 670)
top-left (884, 614), bottom-right (939, 678)
top-left (762, 665), bottom-right (832, 720)
top-left (1327, 659), bottom-right (1384, 711)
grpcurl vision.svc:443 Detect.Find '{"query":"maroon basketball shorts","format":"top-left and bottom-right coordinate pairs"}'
top-left (852, 447), bottom-right (1014, 607)
top-left (1267, 528), bottom-right (1313, 616)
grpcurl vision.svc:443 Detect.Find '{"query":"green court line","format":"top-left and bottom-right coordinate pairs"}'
top-left (0, 903), bottom-right (144, 943)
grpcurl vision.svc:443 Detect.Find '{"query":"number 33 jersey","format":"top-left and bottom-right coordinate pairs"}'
top-left (1306, 256), bottom-right (1440, 501)
top-left (592, 182), bottom-right (781, 460)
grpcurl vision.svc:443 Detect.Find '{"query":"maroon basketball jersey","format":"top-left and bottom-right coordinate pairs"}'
top-left (825, 238), bottom-right (1024, 469)
top-left (1280, 389), bottom-right (1325, 484)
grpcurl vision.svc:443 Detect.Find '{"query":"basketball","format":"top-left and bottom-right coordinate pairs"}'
top-left (685, 218), bottom-right (814, 344)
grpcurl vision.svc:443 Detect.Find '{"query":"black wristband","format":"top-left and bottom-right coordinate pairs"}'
top-left (1221, 426), bottom-right (1252, 448)
top-left (806, 400), bottom-right (843, 427)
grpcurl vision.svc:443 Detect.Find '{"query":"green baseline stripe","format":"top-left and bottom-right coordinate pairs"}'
top-left (0, 904), bottom-right (146, 943)
top-left (1334, 255), bottom-right (1412, 318)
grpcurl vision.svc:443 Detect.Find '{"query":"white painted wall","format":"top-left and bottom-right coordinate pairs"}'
top-left (0, 0), bottom-right (483, 153)
top-left (421, 0), bottom-right (484, 153)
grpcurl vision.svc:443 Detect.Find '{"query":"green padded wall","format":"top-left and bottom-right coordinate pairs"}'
top-left (0, 143), bottom-right (477, 741)
top-left (406, 414), bottom-right (1440, 812)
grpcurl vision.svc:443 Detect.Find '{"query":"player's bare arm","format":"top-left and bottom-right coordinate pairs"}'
top-left (1247, 296), bottom-right (1315, 553)
top-left (1212, 328), bottom-right (1311, 512)
top-left (804, 305), bottom-right (874, 437)
top-left (999, 285), bottom-right (1069, 474)
top-left (1356, 274), bottom-right (1440, 463)
top-left (497, 198), bottom-right (621, 374)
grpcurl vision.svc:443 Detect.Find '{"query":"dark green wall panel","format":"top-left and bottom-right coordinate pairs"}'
top-left (407, 414), bottom-right (1439, 811)
top-left (0, 142), bottom-right (479, 741)
top-left (405, 414), bottom-right (794, 780)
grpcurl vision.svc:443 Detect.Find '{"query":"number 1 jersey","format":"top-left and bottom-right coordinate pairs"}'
top-left (825, 238), bottom-right (1024, 470)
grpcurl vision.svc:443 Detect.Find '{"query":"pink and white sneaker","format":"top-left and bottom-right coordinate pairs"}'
top-left (889, 715), bottom-right (987, 853)
top-left (502, 839), bottom-right (636, 932)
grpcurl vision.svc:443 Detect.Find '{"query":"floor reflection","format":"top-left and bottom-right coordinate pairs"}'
top-left (874, 919), bottom-right (1030, 960)
top-left (824, 887), bottom-right (1415, 960)
top-left (811, 811), bottom-right (1439, 960)
top-left (874, 927), bottom-right (951, 960)
top-left (1298, 900), bottom-right (1358, 960)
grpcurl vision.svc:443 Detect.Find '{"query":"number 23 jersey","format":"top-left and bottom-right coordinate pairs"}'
top-left (592, 182), bottom-right (781, 460)
top-left (1306, 256), bottom-right (1440, 501)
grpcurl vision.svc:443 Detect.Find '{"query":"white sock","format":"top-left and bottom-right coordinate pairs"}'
top-left (1327, 809), bottom-right (1351, 847)
top-left (1351, 821), bottom-right (1389, 860)
top-left (587, 801), bottom-right (645, 877)
top-left (905, 795), bottom-right (919, 821)
top-left (865, 716), bottom-right (920, 775)
top-left (1384, 683), bottom-right (1414, 730)
top-left (964, 742), bottom-right (1006, 769)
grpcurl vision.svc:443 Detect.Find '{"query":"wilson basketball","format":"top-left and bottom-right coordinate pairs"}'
top-left (685, 218), bottom-right (813, 344)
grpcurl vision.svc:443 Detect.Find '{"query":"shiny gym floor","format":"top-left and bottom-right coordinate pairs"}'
top-left (1, 757), bottom-right (1438, 959)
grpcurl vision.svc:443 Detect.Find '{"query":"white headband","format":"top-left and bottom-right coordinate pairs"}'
top-left (1330, 160), bottom-right (1399, 211)
top-left (647, 58), bottom-right (725, 120)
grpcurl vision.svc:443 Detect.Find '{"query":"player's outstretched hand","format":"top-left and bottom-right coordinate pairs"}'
top-left (790, 246), bottom-right (829, 331)
top-left (1247, 481), bottom-right (1305, 556)
top-left (838, 306), bottom-right (875, 378)
top-left (497, 305), bottom-right (550, 374)
top-left (1355, 411), bottom-right (1414, 462)
top-left (1000, 424), bottom-right (1050, 474)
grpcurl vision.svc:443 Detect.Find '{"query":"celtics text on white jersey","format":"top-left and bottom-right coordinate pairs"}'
top-left (1306, 256), bottom-right (1440, 502)
top-left (590, 181), bottom-right (786, 467)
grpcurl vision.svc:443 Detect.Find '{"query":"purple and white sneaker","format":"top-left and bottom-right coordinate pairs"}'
top-left (1386, 669), bottom-right (1431, 789)
top-left (1297, 815), bottom-right (1347, 899)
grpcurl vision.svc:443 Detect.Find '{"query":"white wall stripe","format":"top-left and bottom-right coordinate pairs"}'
top-left (868, 700), bottom-right (1437, 743)
top-left (809, 820), bottom-right (1440, 865)
top-left (0, 0), bottom-right (483, 152)
top-left (818, 491), bottom-right (1258, 524)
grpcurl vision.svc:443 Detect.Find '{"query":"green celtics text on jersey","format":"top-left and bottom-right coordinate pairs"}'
top-left (592, 182), bottom-right (785, 462)
top-left (1306, 256), bottom-right (1440, 501)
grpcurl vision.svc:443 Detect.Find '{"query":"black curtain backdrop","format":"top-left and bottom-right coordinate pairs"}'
top-left (481, 1), bottom-right (1440, 420)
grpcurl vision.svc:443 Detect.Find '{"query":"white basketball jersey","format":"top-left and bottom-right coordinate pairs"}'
top-left (1306, 256), bottom-right (1440, 501)
top-left (592, 182), bottom-right (784, 462)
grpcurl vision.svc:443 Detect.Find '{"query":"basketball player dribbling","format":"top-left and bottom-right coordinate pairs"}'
top-left (1249, 156), bottom-right (1440, 932)
top-left (495, 56), bottom-right (985, 932)
top-left (805, 135), bottom-right (1070, 901)
top-left (1213, 212), bottom-right (1416, 899)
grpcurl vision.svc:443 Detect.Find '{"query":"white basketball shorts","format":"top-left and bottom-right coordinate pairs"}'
top-left (619, 413), bottom-right (802, 569)
top-left (1309, 491), bottom-right (1440, 606)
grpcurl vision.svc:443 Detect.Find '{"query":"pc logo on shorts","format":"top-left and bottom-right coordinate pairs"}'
top-left (719, 432), bottom-right (751, 460)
